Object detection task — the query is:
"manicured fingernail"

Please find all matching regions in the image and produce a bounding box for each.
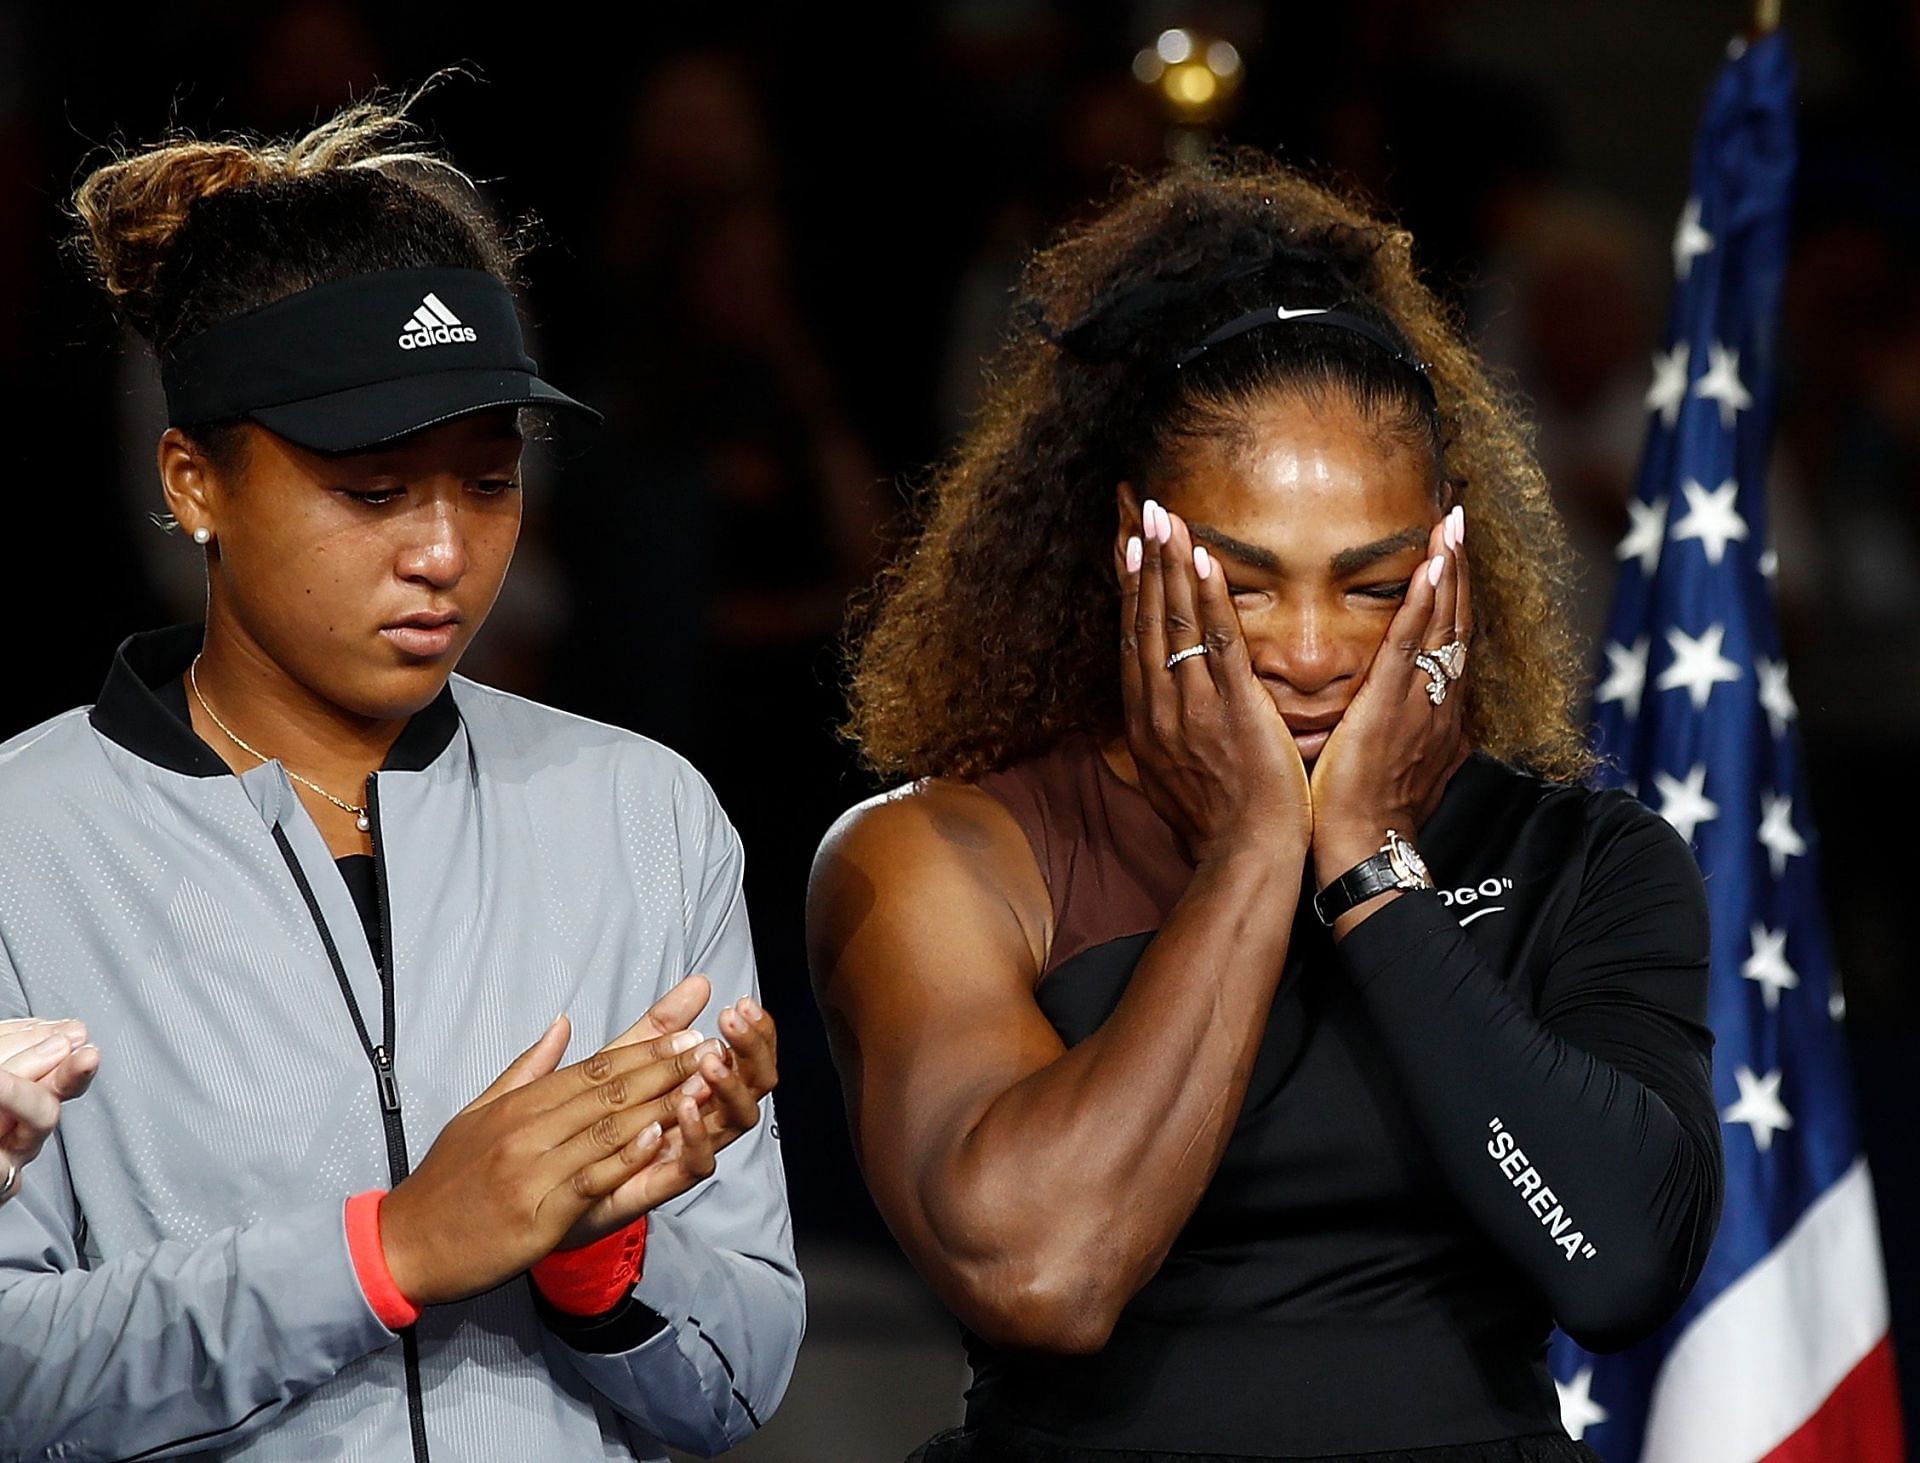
[683,1076,709,1098]
[1141,500,1158,536]
[31,1034,71,1059]
[1193,544,1212,580]
[634,1122,662,1152]
[1125,535,1142,573]
[1428,555,1446,586]
[1455,507,1466,544]
[670,1030,703,1053]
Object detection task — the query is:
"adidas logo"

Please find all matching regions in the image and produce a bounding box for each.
[397,293,478,350]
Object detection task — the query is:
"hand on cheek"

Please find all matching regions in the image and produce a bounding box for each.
[1309,506,1470,883]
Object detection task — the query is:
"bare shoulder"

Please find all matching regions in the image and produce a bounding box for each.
[814,777,1030,878]
[808,777,1051,992]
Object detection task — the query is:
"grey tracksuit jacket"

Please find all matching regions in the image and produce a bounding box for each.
[0,627,803,1461]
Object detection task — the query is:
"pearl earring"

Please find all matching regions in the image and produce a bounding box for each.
[192,527,212,545]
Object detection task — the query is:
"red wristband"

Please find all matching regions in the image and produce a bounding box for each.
[531,1217,649,1317]
[345,1189,422,1331]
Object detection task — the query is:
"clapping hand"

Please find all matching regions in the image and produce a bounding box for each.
[558,974,780,1251]
[0,1017,101,1203]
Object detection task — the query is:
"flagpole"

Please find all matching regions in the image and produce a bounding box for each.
[1754,0,1781,34]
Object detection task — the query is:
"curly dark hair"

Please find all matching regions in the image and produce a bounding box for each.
[846,152,1591,784]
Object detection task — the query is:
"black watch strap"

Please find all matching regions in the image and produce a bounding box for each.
[1313,854,1405,926]
[1313,830,1434,926]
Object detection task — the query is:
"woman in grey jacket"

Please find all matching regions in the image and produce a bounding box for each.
[0,93,801,1461]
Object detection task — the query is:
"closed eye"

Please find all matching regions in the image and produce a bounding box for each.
[471,478,520,496]
[342,486,406,507]
[1353,580,1412,602]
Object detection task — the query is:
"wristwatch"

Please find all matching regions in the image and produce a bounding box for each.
[1313,828,1435,925]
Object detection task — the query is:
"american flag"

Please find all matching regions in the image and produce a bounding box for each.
[1547,28,1905,1463]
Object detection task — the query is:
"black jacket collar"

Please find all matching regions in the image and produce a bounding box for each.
[90,625,462,777]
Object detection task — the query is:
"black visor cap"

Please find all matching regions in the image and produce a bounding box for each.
[160,267,600,454]
[249,367,595,454]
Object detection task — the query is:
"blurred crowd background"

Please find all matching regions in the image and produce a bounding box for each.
[3,1,1916,1455]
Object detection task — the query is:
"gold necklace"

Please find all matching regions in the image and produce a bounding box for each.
[188,659,372,832]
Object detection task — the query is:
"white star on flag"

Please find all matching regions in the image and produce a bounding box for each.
[1595,637,1651,718]
[1656,623,1742,709]
[1556,1365,1610,1441]
[1645,341,1691,427]
[1742,922,1800,1011]
[1672,197,1715,281]
[1653,764,1719,845]
[1692,342,1753,429]
[1757,657,1798,739]
[1723,1065,1794,1151]
[1615,495,1668,577]
[1758,791,1807,878]
[1671,478,1749,564]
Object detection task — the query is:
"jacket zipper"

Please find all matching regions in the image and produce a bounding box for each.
[365,776,432,1463]
[269,776,430,1463]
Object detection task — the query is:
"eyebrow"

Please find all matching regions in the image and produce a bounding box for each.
[1329,526,1432,576]
[1187,521,1431,577]
[1187,523,1280,570]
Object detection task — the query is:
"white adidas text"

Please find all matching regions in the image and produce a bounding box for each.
[398,292,477,351]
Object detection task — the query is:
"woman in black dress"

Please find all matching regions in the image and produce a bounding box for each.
[807,158,1721,1461]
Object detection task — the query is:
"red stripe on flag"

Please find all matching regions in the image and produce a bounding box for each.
[1759,1335,1905,1463]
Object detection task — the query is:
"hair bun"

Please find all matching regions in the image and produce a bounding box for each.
[71,86,468,345]
[73,142,280,334]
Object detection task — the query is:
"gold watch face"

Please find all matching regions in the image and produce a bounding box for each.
[1384,831,1433,889]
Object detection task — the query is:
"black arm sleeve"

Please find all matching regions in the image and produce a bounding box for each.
[1336,796,1724,1351]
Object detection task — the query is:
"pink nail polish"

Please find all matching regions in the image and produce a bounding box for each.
[1455,507,1466,544]
[1428,555,1446,586]
[1126,535,1142,573]
[1194,545,1212,580]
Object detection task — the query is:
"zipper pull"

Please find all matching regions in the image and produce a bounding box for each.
[374,1045,402,1113]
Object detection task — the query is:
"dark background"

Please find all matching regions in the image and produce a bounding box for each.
[3,0,1915,1452]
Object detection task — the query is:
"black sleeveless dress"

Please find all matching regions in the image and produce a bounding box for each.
[908,735,1719,1462]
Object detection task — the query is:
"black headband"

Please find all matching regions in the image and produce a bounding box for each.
[1174,304,1433,395]
[159,266,598,453]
